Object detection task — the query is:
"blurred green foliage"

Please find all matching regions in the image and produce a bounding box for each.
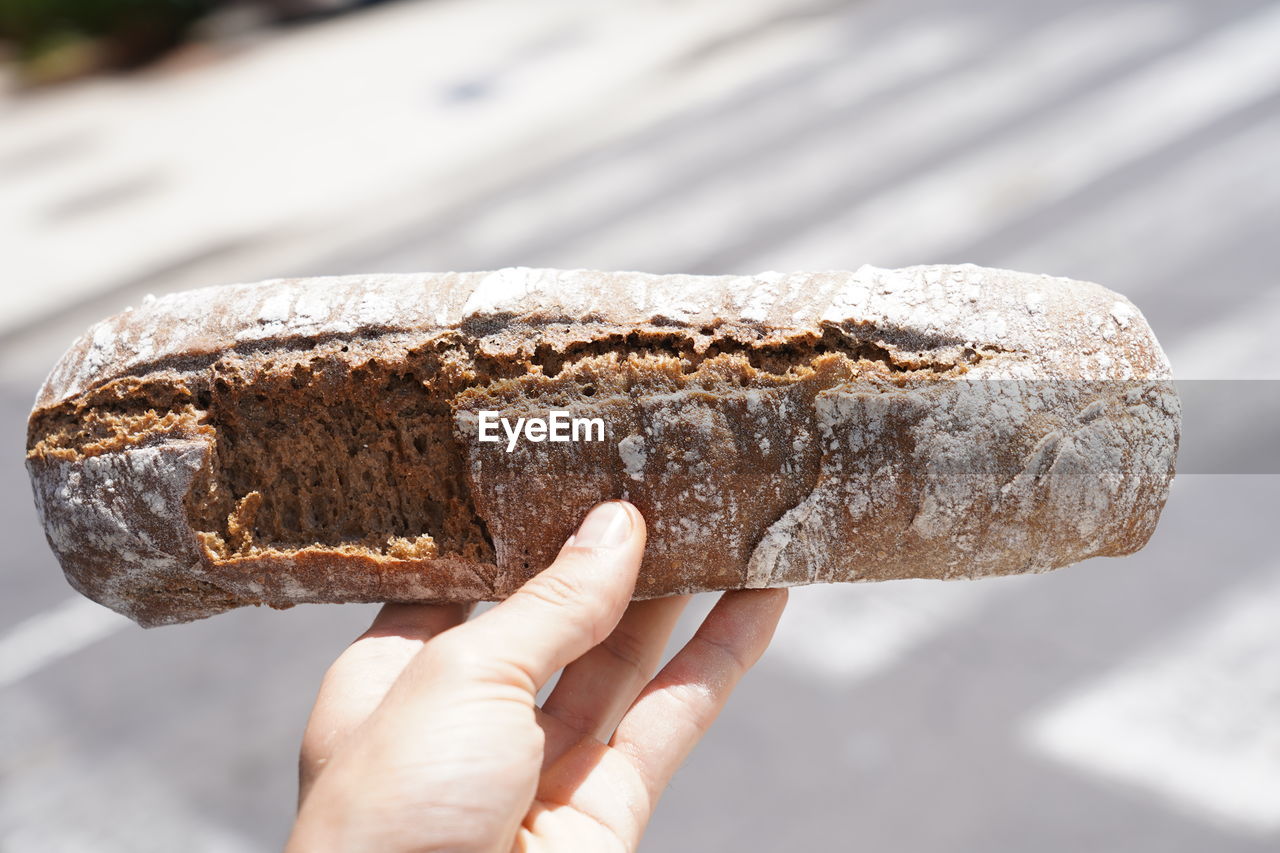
[0,0,213,65]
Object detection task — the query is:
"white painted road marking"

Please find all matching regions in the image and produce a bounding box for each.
[464,11,988,267]
[0,0,815,336]
[563,3,1189,271]
[0,596,131,690]
[766,576,1028,683]
[759,0,1280,270]
[1002,113,1280,300]
[1026,568,1280,836]
[1169,288,1280,380]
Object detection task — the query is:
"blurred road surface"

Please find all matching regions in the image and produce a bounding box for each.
[3,0,1279,850]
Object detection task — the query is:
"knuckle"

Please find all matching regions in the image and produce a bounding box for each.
[544,702,600,735]
[419,629,474,672]
[692,632,753,677]
[316,651,362,701]
[298,725,325,768]
[524,717,547,756]
[298,716,339,790]
[425,626,524,685]
[524,569,591,611]
[319,657,347,691]
[601,627,651,679]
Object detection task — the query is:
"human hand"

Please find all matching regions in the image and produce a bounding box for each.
[287,500,788,852]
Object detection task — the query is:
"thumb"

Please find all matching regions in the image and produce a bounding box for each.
[448,500,647,692]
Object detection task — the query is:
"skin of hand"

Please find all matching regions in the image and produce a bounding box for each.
[287,500,788,852]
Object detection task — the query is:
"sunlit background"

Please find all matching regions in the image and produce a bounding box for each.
[3,0,1279,850]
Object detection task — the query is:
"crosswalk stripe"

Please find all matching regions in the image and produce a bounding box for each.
[549,3,1189,271]
[1168,288,1280,380]
[998,113,1280,298]
[756,1,1280,271]
[441,12,988,268]
[1025,566,1280,835]
[764,575,1029,683]
[0,597,131,690]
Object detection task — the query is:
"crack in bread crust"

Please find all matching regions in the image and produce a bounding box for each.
[28,320,986,565]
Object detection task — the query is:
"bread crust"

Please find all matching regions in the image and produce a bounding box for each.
[25,266,1180,626]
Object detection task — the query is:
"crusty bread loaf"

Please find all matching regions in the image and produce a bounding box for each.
[25,265,1180,627]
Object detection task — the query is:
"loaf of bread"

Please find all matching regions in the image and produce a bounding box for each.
[25,265,1180,626]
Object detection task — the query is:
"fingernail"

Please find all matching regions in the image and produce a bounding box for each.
[571,501,632,548]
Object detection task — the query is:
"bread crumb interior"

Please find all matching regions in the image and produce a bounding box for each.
[27,323,984,566]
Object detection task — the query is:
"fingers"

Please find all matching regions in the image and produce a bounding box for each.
[608,588,788,810]
[443,501,647,693]
[298,602,470,802]
[526,741,654,850]
[540,594,689,761]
